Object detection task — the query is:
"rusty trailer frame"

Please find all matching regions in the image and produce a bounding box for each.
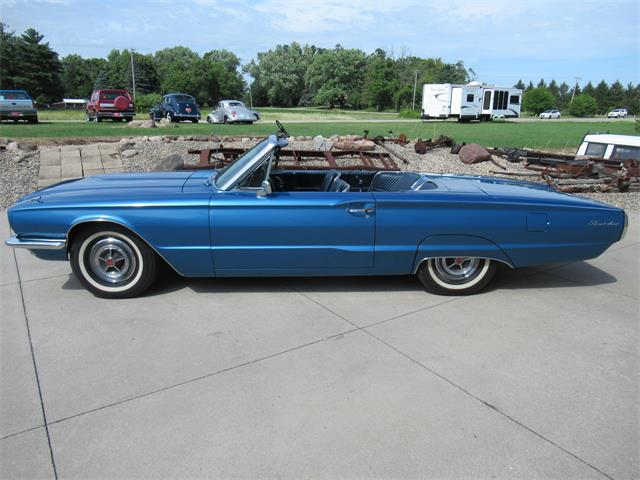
[186,147,400,171]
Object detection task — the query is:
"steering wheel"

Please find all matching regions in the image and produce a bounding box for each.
[275,120,289,138]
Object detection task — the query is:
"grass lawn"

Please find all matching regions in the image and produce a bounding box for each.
[35,108,400,122]
[0,120,636,150]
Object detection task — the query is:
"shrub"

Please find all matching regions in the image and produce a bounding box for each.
[135,93,161,113]
[570,94,598,117]
[398,109,421,119]
[522,87,555,115]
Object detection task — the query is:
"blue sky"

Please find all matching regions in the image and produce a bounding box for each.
[1,0,638,88]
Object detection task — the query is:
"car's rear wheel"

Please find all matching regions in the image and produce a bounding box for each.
[70,225,158,298]
[417,257,496,295]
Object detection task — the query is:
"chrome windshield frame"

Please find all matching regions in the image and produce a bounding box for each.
[210,135,288,191]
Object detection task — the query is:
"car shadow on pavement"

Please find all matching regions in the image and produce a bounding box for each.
[59,261,617,298]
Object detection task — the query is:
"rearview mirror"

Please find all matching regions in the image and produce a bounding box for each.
[257,180,272,197]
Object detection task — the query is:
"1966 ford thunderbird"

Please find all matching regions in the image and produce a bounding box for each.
[5,122,627,298]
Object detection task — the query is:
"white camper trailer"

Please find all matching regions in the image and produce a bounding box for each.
[421,83,522,121]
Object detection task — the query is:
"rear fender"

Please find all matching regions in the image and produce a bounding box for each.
[412,234,514,273]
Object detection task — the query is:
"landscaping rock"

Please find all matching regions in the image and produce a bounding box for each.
[333,139,376,151]
[241,137,250,143]
[313,135,332,151]
[128,119,157,128]
[149,136,162,142]
[121,149,138,158]
[154,154,183,172]
[458,143,492,164]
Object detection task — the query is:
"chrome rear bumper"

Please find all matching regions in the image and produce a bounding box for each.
[5,235,66,250]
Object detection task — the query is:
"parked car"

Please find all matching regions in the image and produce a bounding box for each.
[207,100,260,124]
[539,109,561,119]
[149,93,200,123]
[5,121,627,299]
[86,89,135,122]
[0,90,38,123]
[576,133,640,161]
[607,108,628,118]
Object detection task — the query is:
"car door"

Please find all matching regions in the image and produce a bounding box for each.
[214,102,224,122]
[209,190,376,275]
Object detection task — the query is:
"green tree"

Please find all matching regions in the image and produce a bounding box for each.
[514,80,526,90]
[608,80,625,110]
[305,45,367,108]
[0,23,19,89]
[570,94,598,117]
[593,80,611,114]
[557,82,571,109]
[536,78,547,89]
[244,42,314,106]
[203,49,245,99]
[11,28,63,103]
[522,87,555,114]
[547,79,559,103]
[363,53,399,110]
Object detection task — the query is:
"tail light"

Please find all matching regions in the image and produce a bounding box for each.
[231,111,237,117]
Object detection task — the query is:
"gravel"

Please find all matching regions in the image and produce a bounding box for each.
[1,136,638,212]
[1,149,39,208]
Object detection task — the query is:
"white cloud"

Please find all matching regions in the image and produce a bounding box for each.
[254,0,410,33]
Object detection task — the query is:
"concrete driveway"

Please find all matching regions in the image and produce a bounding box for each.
[1,211,638,479]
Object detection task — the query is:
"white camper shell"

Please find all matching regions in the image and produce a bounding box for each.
[421,82,522,121]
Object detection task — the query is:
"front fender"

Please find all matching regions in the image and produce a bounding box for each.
[412,234,514,273]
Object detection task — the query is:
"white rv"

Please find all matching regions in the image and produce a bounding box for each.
[421,82,522,121]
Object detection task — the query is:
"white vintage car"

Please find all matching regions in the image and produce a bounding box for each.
[206,100,260,124]
[607,108,628,118]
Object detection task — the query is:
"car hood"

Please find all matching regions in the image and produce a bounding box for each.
[12,171,196,208]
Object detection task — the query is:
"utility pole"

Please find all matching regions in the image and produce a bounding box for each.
[412,70,419,110]
[130,48,136,102]
[570,76,581,106]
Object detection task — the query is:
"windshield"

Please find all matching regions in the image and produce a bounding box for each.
[213,138,270,188]
[228,101,244,107]
[0,91,29,100]
[101,91,128,100]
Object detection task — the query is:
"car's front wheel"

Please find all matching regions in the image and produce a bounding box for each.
[70,225,158,298]
[417,257,496,295]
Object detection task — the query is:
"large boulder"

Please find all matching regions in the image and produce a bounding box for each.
[458,143,492,164]
[313,135,332,151]
[121,149,138,158]
[154,154,184,171]
[333,139,376,151]
[127,119,156,128]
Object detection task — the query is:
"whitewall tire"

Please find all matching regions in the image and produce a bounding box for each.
[70,225,158,298]
[417,257,496,295]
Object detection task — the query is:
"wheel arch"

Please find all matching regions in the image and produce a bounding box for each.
[66,219,184,276]
[412,234,514,274]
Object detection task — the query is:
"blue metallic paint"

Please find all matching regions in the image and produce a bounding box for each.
[6,144,625,282]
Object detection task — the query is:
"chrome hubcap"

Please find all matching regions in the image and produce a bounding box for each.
[89,237,136,284]
[433,257,480,283]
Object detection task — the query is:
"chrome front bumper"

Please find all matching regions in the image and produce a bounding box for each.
[5,235,66,250]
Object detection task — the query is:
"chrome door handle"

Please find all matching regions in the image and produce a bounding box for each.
[347,207,375,214]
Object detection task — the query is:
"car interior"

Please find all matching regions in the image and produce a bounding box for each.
[247,169,438,193]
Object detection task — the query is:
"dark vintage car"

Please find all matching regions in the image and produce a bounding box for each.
[0,90,38,123]
[149,93,200,123]
[4,122,628,299]
[86,89,135,122]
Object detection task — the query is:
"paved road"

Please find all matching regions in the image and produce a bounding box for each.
[1,212,638,479]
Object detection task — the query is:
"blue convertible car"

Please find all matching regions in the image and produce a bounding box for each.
[5,122,627,298]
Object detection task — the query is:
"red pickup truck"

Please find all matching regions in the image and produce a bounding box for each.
[86,89,135,122]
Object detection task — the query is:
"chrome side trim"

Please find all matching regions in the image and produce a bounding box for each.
[5,235,66,250]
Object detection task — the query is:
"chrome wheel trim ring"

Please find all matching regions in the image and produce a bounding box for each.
[433,257,480,283]
[427,257,491,290]
[77,231,145,293]
[88,237,136,284]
